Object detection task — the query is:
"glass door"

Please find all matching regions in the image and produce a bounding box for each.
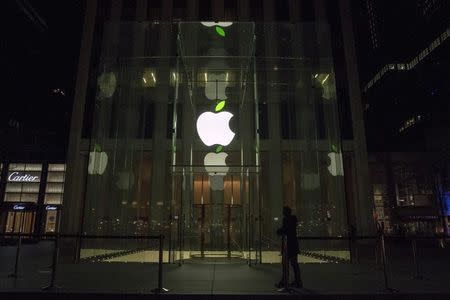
[170,167,261,264]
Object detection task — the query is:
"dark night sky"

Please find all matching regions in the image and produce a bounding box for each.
[2,0,84,158]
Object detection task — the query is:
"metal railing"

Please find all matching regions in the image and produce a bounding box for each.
[1,231,447,294]
[1,233,169,293]
[285,233,448,293]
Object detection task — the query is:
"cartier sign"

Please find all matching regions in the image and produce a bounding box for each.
[8,172,40,182]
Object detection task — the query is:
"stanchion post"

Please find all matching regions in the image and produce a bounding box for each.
[42,233,59,290]
[277,235,293,293]
[380,233,398,293]
[8,233,22,278]
[411,238,423,279]
[151,235,169,294]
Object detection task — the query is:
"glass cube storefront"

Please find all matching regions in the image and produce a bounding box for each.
[79,22,353,262]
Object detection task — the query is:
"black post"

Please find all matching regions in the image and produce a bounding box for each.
[151,235,169,293]
[380,233,397,292]
[42,233,59,290]
[227,204,231,258]
[8,234,22,278]
[411,238,423,279]
[277,235,293,293]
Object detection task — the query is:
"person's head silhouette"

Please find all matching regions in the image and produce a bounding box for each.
[282,206,292,217]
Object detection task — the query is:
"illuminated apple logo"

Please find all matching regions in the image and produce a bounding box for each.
[196,111,235,146]
[327,146,344,176]
[88,146,108,175]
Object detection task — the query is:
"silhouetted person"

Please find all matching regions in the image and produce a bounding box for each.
[276,206,303,288]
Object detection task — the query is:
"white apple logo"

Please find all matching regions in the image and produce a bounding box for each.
[327,152,344,176]
[88,150,108,175]
[205,73,228,100]
[196,111,235,146]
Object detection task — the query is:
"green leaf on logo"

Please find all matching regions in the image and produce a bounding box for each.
[216,145,223,153]
[331,144,338,152]
[215,100,226,112]
[215,26,225,37]
[94,143,102,152]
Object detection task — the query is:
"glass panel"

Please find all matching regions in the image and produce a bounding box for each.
[80,22,349,262]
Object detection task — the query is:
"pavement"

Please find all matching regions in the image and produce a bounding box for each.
[1,241,450,299]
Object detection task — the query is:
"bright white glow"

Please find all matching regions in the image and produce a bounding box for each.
[196,111,235,146]
[201,22,233,27]
[204,72,208,82]
[314,74,318,78]
[322,74,330,85]
[88,151,108,175]
[225,73,229,82]
[204,152,229,175]
[142,77,147,84]
[151,72,156,83]
[327,152,344,176]
[172,72,176,81]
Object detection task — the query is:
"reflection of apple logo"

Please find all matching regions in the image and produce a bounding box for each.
[97,71,117,98]
[327,152,344,176]
[205,73,228,100]
[204,152,229,175]
[204,152,229,191]
[88,151,108,175]
[201,22,233,27]
[196,111,235,146]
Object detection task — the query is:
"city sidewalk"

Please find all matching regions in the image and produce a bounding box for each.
[1,242,450,299]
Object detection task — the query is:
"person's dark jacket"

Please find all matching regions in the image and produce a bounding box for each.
[276,215,300,257]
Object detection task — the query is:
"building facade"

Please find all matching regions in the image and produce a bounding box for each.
[62,0,374,262]
[354,0,450,236]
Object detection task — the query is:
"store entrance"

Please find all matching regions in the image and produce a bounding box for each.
[170,167,261,263]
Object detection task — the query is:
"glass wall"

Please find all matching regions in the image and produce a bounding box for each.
[81,22,349,261]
